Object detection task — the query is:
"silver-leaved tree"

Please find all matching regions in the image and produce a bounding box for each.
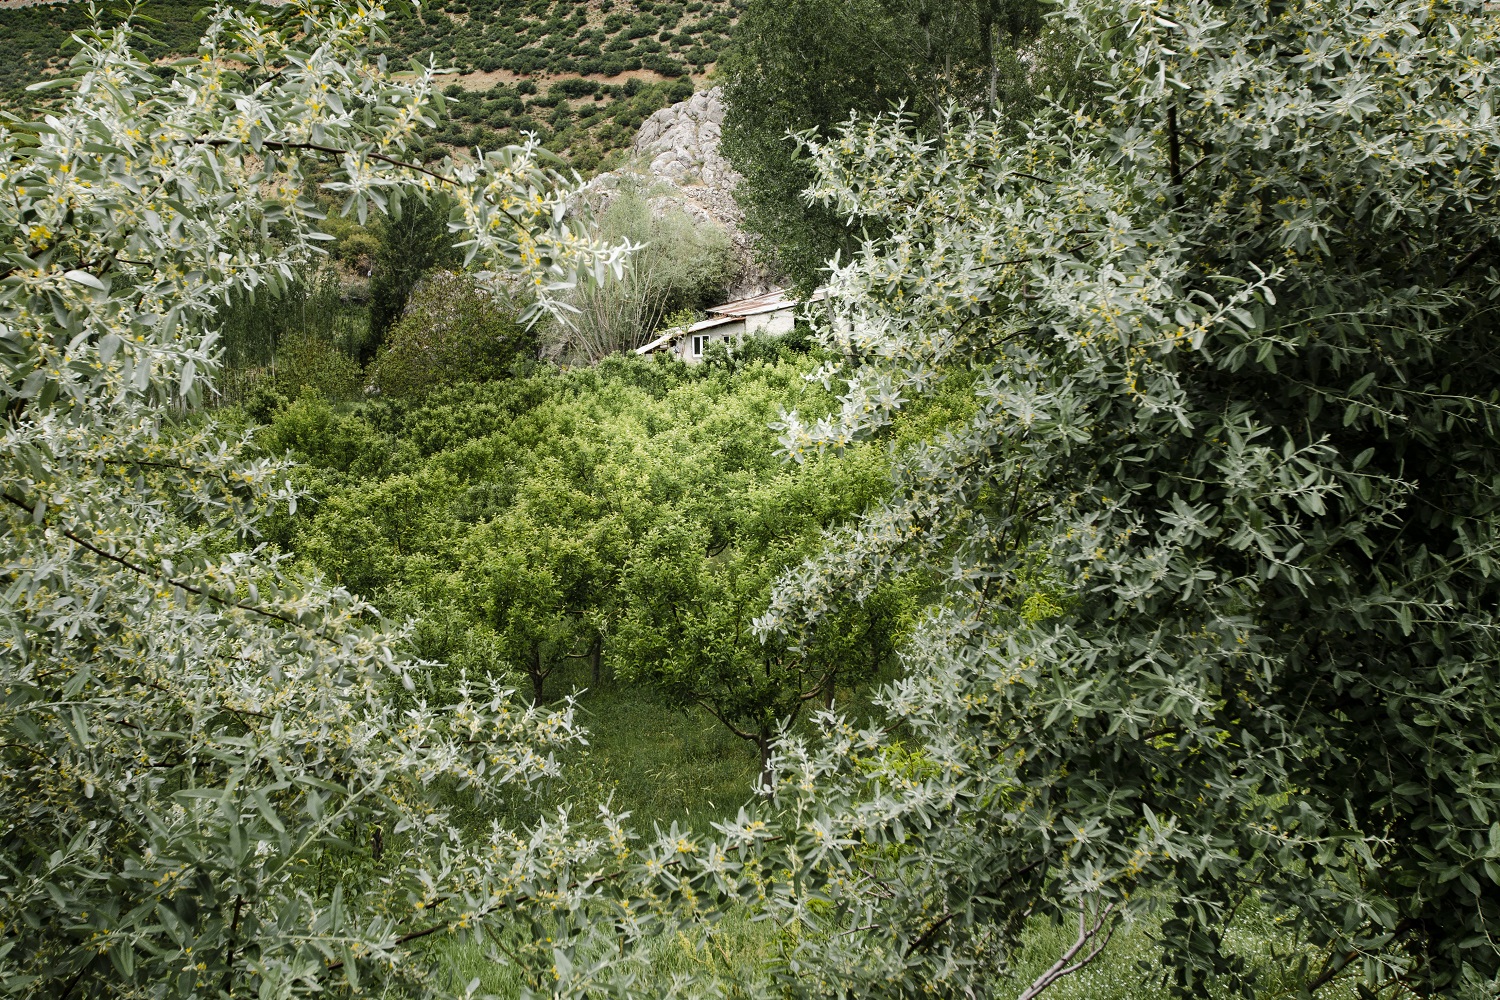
[0,3,638,996]
[757,0,1500,995]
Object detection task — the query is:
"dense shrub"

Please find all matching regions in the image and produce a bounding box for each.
[368,271,537,399]
[0,5,627,996]
[273,331,366,402]
[551,77,599,99]
[365,194,464,359]
[752,0,1500,993]
[282,354,912,742]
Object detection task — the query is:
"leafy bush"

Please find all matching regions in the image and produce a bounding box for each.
[286,354,908,745]
[756,0,1500,993]
[0,6,631,996]
[365,193,464,359]
[551,76,599,99]
[273,330,366,402]
[368,271,537,399]
[257,392,418,482]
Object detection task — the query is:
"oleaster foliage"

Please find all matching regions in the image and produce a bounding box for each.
[0,3,633,997]
[756,0,1500,995]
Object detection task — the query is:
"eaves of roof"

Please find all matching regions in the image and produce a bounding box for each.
[707,286,830,319]
[634,331,676,355]
[687,314,744,332]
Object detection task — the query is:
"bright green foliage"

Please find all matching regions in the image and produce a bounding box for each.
[612,440,910,778]
[369,270,537,399]
[0,5,630,996]
[753,0,1500,993]
[456,474,627,703]
[274,329,368,400]
[281,352,908,748]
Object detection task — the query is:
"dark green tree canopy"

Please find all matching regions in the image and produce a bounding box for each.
[719,0,1048,290]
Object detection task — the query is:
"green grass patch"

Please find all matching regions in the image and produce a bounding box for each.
[550,668,762,834]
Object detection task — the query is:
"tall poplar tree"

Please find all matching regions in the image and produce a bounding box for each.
[718,0,1046,291]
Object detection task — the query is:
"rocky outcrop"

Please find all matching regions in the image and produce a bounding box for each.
[630,88,738,218]
[591,87,777,301]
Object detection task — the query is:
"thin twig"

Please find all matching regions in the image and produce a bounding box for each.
[1017,900,1118,1000]
[1305,919,1418,994]
[222,893,245,994]
[1166,104,1183,197]
[195,138,458,185]
[904,911,957,957]
[2,492,298,626]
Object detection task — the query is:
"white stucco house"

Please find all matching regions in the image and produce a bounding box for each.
[635,287,828,363]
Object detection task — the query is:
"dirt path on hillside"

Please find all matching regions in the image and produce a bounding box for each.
[430,66,713,92]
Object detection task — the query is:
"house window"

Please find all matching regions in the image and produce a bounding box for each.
[690,334,708,357]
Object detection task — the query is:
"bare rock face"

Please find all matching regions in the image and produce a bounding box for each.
[590,87,777,301]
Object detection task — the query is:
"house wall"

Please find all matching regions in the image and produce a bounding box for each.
[672,319,746,363]
[745,310,796,338]
[654,302,803,363]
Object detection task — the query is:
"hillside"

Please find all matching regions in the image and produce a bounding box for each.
[0,0,741,171]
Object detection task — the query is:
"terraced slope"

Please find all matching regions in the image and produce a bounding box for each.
[0,0,207,108]
[0,0,741,170]
[381,0,739,79]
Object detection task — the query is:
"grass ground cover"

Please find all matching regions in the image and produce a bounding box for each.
[414,670,1364,999]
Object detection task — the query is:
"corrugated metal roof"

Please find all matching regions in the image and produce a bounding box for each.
[706,289,786,317]
[706,286,828,319]
[687,314,743,333]
[634,315,743,355]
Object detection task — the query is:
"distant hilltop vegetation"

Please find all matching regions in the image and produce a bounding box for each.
[0,0,742,172]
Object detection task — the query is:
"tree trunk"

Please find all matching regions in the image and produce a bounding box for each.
[756,734,775,792]
[981,3,997,114]
[589,635,603,688]
[530,648,545,704]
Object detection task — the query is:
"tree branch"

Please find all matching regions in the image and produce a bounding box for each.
[1166,104,1183,197]
[1448,239,1492,285]
[904,910,957,957]
[1305,918,1419,994]
[2,491,298,626]
[1016,900,1117,1000]
[221,893,245,994]
[195,138,458,186]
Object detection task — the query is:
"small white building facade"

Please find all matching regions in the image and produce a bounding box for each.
[636,287,827,363]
